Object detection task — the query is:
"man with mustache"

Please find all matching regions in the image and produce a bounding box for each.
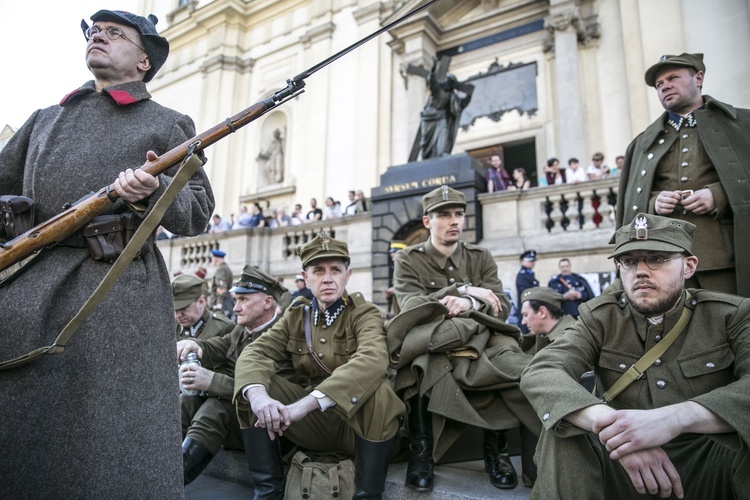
[616,53,750,297]
[521,213,750,499]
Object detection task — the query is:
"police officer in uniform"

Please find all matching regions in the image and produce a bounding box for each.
[521,213,750,499]
[209,249,234,316]
[172,274,235,341]
[547,258,595,318]
[234,233,405,499]
[515,249,539,333]
[389,186,540,491]
[176,266,284,484]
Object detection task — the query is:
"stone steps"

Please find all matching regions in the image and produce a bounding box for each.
[187,449,531,500]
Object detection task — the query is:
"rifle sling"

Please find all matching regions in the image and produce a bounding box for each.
[0,153,204,371]
[304,305,332,377]
[602,291,694,403]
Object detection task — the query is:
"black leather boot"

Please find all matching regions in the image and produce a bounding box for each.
[352,434,395,499]
[404,395,434,492]
[520,425,538,488]
[241,427,285,500]
[483,429,518,489]
[182,437,215,485]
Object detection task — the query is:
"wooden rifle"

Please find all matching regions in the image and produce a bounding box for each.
[0,0,439,282]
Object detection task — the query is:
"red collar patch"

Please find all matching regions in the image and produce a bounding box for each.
[106,89,139,106]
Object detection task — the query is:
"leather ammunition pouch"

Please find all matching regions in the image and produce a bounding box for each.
[0,195,35,240]
[81,213,154,262]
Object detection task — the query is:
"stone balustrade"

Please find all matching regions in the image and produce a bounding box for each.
[158,177,620,308]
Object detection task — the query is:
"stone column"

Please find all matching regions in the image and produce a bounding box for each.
[545,5,587,166]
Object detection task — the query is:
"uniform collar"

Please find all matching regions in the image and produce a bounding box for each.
[60,80,152,107]
[313,294,348,327]
[424,238,463,270]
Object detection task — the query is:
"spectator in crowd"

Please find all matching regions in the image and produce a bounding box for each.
[355,190,370,213]
[234,233,405,499]
[614,155,624,176]
[508,167,531,191]
[269,208,291,228]
[290,203,304,225]
[290,274,313,300]
[233,205,252,229]
[344,190,358,216]
[176,266,284,485]
[486,154,511,192]
[322,196,342,220]
[586,152,610,180]
[521,212,750,499]
[209,214,232,233]
[248,203,265,228]
[306,198,322,221]
[544,157,566,185]
[156,225,173,240]
[547,258,595,318]
[566,157,587,184]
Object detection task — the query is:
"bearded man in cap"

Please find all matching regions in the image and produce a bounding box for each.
[388,185,541,492]
[234,233,405,499]
[0,9,213,497]
[176,266,284,484]
[521,213,750,499]
[173,274,235,341]
[616,53,750,297]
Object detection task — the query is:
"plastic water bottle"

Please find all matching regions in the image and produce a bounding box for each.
[180,352,201,396]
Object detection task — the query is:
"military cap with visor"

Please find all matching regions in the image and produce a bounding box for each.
[521,287,565,310]
[609,213,696,258]
[422,185,466,214]
[81,10,169,83]
[296,232,350,268]
[520,249,537,262]
[172,274,206,310]
[644,53,705,87]
[229,265,286,302]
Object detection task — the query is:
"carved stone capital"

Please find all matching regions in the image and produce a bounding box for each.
[543,8,600,52]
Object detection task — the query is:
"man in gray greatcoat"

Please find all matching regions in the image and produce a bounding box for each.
[0,10,213,498]
[616,52,750,297]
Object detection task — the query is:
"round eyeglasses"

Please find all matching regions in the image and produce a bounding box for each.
[615,254,680,271]
[84,25,146,52]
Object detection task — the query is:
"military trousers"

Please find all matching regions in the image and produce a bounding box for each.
[182,394,243,454]
[534,429,741,500]
[245,373,402,456]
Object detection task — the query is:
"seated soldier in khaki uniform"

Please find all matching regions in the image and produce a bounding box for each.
[234,233,405,499]
[387,185,541,491]
[518,287,574,355]
[172,274,235,341]
[521,213,750,499]
[176,267,282,484]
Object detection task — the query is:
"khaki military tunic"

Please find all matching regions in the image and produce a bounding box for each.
[175,308,234,341]
[233,293,405,454]
[521,290,750,499]
[181,319,275,453]
[390,239,540,461]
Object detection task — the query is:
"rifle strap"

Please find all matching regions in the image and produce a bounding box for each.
[304,305,332,376]
[0,151,204,371]
[602,291,693,403]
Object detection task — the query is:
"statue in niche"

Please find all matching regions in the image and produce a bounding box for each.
[257,128,285,184]
[418,56,475,160]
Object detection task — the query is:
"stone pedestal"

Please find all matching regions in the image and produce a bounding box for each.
[369,153,486,309]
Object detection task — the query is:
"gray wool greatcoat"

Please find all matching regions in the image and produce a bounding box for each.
[0,81,214,498]
[520,289,750,499]
[389,239,540,461]
[616,95,750,297]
